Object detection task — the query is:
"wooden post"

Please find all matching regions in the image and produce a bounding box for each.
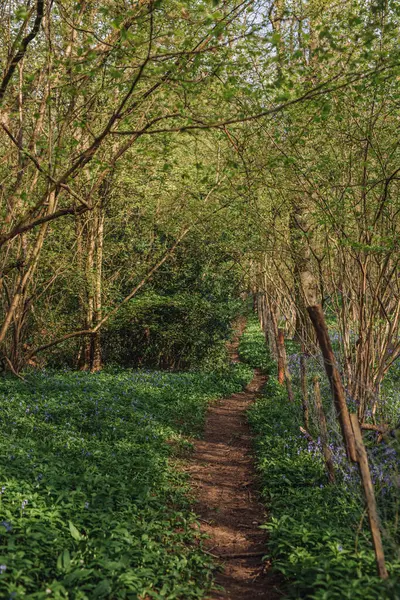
[268,297,279,360]
[277,328,285,385]
[261,294,270,347]
[300,345,309,430]
[257,292,262,328]
[313,376,335,483]
[307,304,357,462]
[350,414,388,579]
[277,328,294,402]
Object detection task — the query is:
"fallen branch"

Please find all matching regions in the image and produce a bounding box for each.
[361,423,391,443]
[361,423,389,434]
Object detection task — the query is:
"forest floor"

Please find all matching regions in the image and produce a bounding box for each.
[187,320,283,599]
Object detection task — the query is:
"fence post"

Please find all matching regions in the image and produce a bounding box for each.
[277,328,294,402]
[306,303,388,579]
[277,328,285,385]
[350,414,388,579]
[307,304,357,462]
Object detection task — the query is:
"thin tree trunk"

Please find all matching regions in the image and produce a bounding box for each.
[0,191,57,365]
[289,202,317,353]
[91,202,104,372]
[277,328,294,402]
[300,345,309,430]
[313,376,335,483]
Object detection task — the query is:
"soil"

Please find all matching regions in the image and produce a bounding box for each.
[187,320,283,599]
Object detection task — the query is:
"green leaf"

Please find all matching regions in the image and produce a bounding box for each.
[57,549,71,571]
[69,521,82,541]
[93,580,111,597]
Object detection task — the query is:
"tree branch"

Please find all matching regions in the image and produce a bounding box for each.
[0,0,45,104]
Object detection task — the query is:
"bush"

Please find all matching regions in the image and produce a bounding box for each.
[102,291,240,370]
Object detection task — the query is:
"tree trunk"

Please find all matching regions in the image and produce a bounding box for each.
[300,345,309,430]
[289,202,318,353]
[91,201,105,372]
[313,376,335,483]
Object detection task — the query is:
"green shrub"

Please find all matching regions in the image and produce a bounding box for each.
[102,291,241,371]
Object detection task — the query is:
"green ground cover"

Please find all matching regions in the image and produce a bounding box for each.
[239,317,400,599]
[236,320,272,371]
[0,364,252,600]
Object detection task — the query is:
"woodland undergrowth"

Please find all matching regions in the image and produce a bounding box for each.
[240,318,400,599]
[0,362,252,599]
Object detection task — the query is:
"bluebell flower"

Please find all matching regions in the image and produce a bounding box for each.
[1,521,12,532]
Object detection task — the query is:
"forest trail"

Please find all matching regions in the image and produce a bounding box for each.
[187,321,282,599]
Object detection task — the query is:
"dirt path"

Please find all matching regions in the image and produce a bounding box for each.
[187,323,282,600]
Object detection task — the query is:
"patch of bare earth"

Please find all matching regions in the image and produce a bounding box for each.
[187,321,283,599]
